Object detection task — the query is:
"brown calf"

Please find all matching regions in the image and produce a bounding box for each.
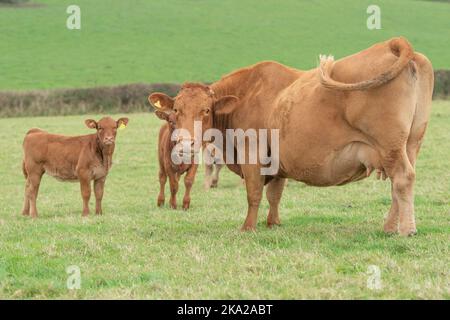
[21,117,129,218]
[153,108,198,210]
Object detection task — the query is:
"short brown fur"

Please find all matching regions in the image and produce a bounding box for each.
[21,116,129,217]
[148,37,433,236]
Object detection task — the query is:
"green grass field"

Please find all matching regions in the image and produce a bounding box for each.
[0,102,448,299]
[1,0,450,90]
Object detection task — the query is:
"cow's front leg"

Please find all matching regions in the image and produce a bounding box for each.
[266,177,286,228]
[241,165,265,231]
[168,172,179,209]
[79,174,91,216]
[94,177,105,215]
[183,165,198,210]
[157,169,167,207]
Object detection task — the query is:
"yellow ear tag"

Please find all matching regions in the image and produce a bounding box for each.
[119,123,126,130]
[154,100,162,109]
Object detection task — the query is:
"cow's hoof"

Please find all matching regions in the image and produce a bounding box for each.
[383,224,398,235]
[267,222,281,229]
[240,225,256,232]
[399,228,417,237]
[182,203,190,210]
[157,200,164,207]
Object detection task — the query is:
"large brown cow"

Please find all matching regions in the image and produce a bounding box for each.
[149,37,433,236]
[22,117,129,218]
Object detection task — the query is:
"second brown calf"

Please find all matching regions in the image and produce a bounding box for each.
[154,110,198,210]
[22,116,129,218]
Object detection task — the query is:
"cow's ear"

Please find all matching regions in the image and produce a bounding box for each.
[213,95,239,116]
[155,110,171,121]
[116,117,129,128]
[85,119,97,129]
[148,92,174,110]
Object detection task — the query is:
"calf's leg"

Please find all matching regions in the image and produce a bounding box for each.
[27,169,44,218]
[94,178,105,215]
[22,178,31,216]
[168,172,179,209]
[266,177,286,228]
[157,169,167,207]
[79,176,91,216]
[183,165,198,210]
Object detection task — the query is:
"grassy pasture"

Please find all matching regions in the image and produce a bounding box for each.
[1,0,450,90]
[0,101,448,299]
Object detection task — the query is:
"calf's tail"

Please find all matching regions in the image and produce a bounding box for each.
[319,37,414,91]
[22,160,28,179]
[26,128,43,135]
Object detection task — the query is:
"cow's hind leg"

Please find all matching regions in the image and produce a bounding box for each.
[383,184,399,234]
[241,165,265,231]
[22,178,31,216]
[384,149,416,236]
[204,164,213,190]
[78,172,91,217]
[211,164,223,188]
[27,166,44,218]
[266,177,286,228]
[21,161,30,216]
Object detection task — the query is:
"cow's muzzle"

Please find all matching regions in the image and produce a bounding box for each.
[175,139,200,159]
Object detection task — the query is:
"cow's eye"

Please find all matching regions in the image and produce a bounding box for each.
[204,108,210,115]
[173,108,178,114]
[98,127,103,131]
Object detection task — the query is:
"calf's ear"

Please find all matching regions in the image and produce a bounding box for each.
[148,92,174,110]
[213,95,239,116]
[155,110,170,121]
[117,117,129,128]
[85,119,97,129]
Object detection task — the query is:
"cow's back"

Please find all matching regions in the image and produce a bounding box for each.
[23,131,94,181]
[272,39,432,185]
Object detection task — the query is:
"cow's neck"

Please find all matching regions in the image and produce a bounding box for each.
[210,70,253,131]
[211,67,254,100]
[95,137,114,172]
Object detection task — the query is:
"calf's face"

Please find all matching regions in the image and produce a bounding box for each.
[85,117,129,146]
[148,84,238,156]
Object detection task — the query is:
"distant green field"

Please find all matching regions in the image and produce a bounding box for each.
[1,0,450,90]
[0,102,448,299]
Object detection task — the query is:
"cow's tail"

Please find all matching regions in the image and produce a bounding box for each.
[22,160,28,179]
[319,37,414,91]
[26,128,43,135]
[22,128,43,179]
